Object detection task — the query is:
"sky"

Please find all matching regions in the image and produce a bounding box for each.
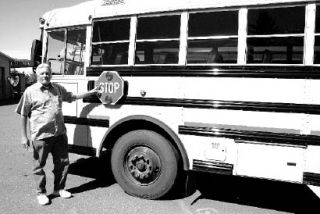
[0,0,89,59]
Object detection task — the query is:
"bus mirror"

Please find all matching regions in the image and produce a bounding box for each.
[30,39,42,68]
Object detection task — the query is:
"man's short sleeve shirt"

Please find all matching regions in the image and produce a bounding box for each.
[15,82,74,141]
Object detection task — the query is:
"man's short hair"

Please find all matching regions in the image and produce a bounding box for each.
[36,63,52,74]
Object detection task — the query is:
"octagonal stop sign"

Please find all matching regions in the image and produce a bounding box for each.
[96,71,125,105]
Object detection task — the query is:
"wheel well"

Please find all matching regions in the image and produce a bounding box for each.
[98,116,189,171]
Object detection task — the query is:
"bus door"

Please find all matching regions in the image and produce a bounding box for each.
[46,27,88,147]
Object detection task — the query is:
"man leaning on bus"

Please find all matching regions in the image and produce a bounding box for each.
[15,63,100,206]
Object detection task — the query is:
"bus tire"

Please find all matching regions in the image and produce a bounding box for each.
[111,129,178,199]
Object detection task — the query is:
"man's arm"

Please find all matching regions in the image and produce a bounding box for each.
[20,115,30,150]
[71,86,100,101]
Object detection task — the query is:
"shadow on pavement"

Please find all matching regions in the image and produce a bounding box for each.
[67,156,320,213]
[187,172,320,213]
[67,153,115,195]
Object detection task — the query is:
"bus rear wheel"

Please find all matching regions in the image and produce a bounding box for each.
[111,129,178,199]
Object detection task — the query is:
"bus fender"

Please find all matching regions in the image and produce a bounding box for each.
[97,115,189,171]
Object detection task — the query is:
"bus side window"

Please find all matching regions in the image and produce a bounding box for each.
[187,10,238,64]
[135,15,180,65]
[91,19,130,66]
[247,6,305,64]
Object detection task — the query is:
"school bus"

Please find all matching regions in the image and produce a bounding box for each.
[31,0,320,199]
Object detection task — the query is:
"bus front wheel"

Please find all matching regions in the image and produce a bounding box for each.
[111,129,178,199]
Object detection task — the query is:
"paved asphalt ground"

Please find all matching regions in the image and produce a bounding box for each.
[0,100,319,214]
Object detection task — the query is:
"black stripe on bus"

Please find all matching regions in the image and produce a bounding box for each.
[83,96,320,115]
[86,65,320,79]
[178,125,320,147]
[303,172,320,187]
[64,116,109,127]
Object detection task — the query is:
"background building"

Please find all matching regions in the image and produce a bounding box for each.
[0,51,12,100]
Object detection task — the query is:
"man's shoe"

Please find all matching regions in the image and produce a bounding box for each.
[53,189,72,199]
[37,194,49,205]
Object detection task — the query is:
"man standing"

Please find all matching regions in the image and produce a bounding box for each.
[15,63,99,205]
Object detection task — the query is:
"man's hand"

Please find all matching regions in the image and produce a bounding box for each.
[21,137,30,151]
[91,85,102,96]
[20,115,30,150]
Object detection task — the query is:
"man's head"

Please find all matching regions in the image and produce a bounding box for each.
[36,63,52,86]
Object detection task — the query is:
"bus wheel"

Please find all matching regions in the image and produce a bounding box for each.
[111,129,178,199]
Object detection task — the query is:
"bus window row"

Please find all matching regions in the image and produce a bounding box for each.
[46,4,320,73]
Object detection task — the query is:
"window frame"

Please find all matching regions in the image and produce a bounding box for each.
[186,8,240,65]
[246,5,306,65]
[313,4,320,64]
[91,17,131,66]
[45,26,87,76]
[135,13,181,65]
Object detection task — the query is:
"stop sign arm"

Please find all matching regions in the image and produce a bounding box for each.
[96,71,125,105]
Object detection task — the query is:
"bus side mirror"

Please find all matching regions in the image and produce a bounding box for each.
[30,39,42,68]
